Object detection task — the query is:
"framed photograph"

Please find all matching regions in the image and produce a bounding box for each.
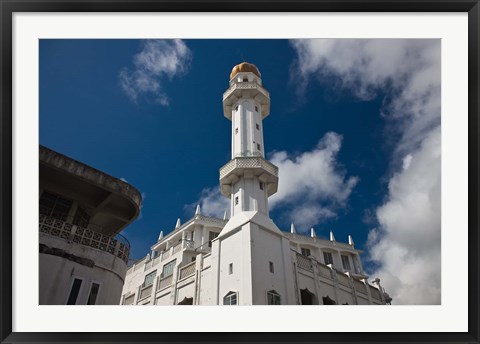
[1,1,479,343]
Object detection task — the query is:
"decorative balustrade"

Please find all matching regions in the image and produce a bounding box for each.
[161,250,171,261]
[39,214,130,263]
[219,157,278,179]
[179,261,196,280]
[337,272,351,287]
[139,285,153,300]
[296,253,313,272]
[157,275,173,290]
[223,81,270,102]
[172,242,182,254]
[369,285,382,300]
[183,239,195,250]
[354,279,367,294]
[317,263,333,279]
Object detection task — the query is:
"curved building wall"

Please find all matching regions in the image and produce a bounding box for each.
[39,234,127,305]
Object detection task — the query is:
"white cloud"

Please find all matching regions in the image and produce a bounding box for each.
[290,39,441,304]
[119,39,192,105]
[269,132,358,230]
[186,187,230,219]
[192,132,358,232]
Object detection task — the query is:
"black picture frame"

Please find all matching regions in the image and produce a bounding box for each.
[1,1,479,343]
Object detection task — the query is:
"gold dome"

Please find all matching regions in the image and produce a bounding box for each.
[230,62,261,80]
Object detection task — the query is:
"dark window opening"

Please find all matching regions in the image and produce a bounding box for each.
[257,143,261,150]
[87,283,100,305]
[229,263,233,274]
[267,290,281,305]
[255,106,258,112]
[269,261,274,273]
[235,196,239,205]
[259,182,264,190]
[66,278,82,305]
[341,255,351,270]
[208,231,219,248]
[40,192,72,221]
[178,297,193,305]
[256,123,260,130]
[322,296,337,305]
[323,252,334,266]
[301,248,311,257]
[301,288,315,305]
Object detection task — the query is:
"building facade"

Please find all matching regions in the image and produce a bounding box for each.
[121,62,392,306]
[39,146,142,305]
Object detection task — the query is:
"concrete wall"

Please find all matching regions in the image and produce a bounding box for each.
[39,234,126,305]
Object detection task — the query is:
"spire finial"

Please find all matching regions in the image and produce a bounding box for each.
[330,230,336,242]
[158,230,164,241]
[175,218,181,229]
[348,235,354,247]
[310,227,316,238]
[290,223,296,234]
[195,204,201,216]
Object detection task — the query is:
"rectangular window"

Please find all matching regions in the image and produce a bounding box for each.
[257,143,261,150]
[208,231,219,248]
[259,182,264,190]
[256,123,260,130]
[341,255,351,270]
[123,294,135,305]
[323,252,334,266]
[235,105,239,111]
[235,196,239,205]
[235,128,238,134]
[66,278,83,305]
[143,270,157,287]
[301,248,311,257]
[223,292,238,305]
[267,291,281,305]
[255,105,258,112]
[269,261,274,273]
[229,263,233,275]
[87,282,100,305]
[162,260,176,277]
[40,191,72,221]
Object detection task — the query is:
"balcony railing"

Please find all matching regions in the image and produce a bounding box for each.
[39,214,130,263]
[179,261,196,280]
[223,81,270,102]
[219,157,278,179]
[157,275,173,290]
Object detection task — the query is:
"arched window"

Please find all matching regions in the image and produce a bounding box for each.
[223,291,238,305]
[178,297,193,305]
[300,288,315,305]
[322,295,337,305]
[267,290,281,305]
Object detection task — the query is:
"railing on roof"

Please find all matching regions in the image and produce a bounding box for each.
[39,214,130,263]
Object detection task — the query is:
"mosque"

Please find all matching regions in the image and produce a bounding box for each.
[120,62,392,306]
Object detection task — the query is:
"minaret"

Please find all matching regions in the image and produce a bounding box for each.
[211,62,295,305]
[220,62,278,217]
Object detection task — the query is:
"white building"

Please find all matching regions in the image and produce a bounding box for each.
[121,62,392,306]
[39,146,142,305]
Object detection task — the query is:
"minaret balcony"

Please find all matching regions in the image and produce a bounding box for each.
[219,157,278,197]
[223,82,270,119]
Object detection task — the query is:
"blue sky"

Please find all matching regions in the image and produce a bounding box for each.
[40,39,441,304]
